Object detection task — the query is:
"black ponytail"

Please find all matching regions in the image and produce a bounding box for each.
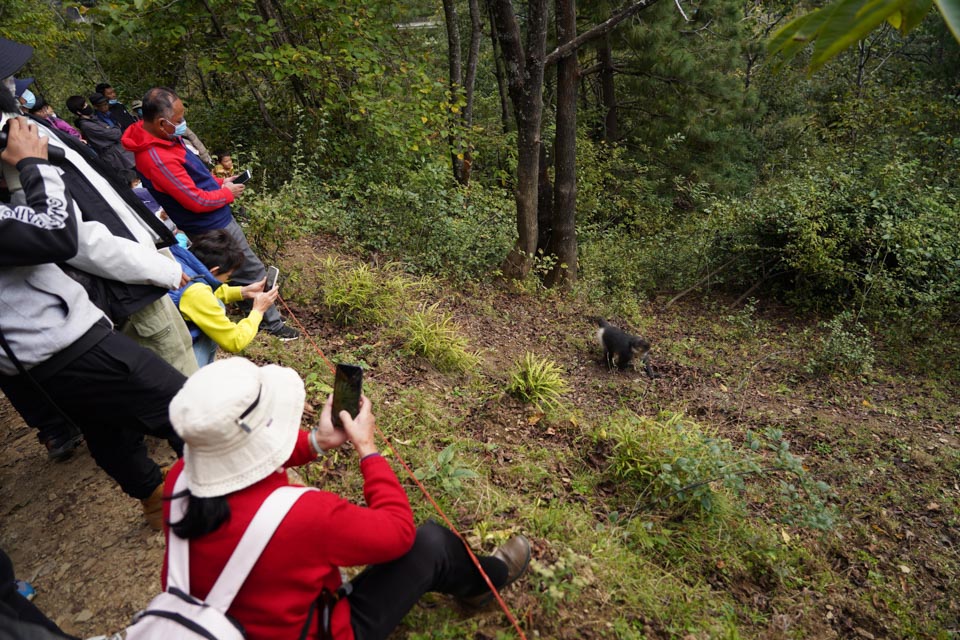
[167,489,231,539]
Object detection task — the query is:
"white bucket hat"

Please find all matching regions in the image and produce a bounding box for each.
[169,357,305,498]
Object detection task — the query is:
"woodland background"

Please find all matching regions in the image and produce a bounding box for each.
[3,0,960,637]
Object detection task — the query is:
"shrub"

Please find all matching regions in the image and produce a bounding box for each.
[805,311,875,376]
[505,353,568,412]
[606,411,836,529]
[318,161,515,282]
[403,303,481,374]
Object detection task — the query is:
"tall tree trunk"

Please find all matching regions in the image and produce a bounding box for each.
[537,142,554,253]
[485,0,513,133]
[442,0,465,183]
[546,0,578,288]
[461,0,482,185]
[598,36,618,143]
[491,0,548,280]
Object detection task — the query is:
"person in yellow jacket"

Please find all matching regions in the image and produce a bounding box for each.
[169,229,279,366]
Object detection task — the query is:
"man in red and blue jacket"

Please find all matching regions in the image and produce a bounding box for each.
[122,87,298,341]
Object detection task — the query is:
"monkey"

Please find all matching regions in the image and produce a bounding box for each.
[595,318,660,378]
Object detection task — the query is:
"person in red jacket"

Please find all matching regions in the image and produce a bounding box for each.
[162,358,530,640]
[121,87,298,341]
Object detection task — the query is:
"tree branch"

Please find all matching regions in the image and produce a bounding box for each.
[544,0,663,66]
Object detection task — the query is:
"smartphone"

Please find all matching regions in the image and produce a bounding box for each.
[234,169,252,184]
[331,363,363,430]
[265,266,279,291]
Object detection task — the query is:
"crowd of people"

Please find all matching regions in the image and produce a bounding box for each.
[1,37,529,639]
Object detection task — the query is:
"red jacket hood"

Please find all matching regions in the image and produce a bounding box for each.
[121,120,176,154]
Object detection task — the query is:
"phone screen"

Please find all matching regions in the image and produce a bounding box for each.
[331,364,363,429]
[265,266,279,291]
[235,169,252,184]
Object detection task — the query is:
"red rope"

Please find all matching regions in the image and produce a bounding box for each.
[278,296,529,639]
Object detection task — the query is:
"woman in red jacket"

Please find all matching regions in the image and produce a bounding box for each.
[162,357,530,639]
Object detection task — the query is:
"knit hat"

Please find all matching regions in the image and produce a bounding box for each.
[0,39,32,79]
[88,92,107,106]
[169,357,305,498]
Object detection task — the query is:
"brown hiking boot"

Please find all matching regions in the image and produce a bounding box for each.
[141,482,165,531]
[460,535,531,608]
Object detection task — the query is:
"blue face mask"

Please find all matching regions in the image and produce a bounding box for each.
[108,99,118,105]
[166,118,187,137]
[20,89,35,110]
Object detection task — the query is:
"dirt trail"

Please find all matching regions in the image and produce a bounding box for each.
[0,398,176,638]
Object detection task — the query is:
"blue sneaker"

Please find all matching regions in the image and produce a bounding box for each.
[15,580,36,601]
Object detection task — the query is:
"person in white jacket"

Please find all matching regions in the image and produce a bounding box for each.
[1,37,196,461]
[0,114,185,530]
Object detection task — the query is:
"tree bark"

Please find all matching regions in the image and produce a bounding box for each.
[546,0,578,288]
[485,0,513,132]
[598,36,618,143]
[462,0,482,185]
[491,0,548,280]
[537,142,553,253]
[442,0,465,183]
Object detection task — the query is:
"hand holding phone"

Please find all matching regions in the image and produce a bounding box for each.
[234,169,252,184]
[265,266,280,291]
[331,363,363,430]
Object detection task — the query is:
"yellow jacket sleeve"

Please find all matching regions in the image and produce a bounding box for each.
[178,283,263,353]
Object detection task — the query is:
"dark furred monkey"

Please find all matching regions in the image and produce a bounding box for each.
[595,319,659,378]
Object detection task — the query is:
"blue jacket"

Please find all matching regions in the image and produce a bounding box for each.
[168,244,223,341]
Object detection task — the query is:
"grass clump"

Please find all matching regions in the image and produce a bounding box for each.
[318,257,415,326]
[505,352,568,412]
[403,303,481,374]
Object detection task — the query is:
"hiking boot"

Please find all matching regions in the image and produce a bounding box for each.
[269,325,299,342]
[43,430,84,462]
[141,482,165,531]
[459,535,531,608]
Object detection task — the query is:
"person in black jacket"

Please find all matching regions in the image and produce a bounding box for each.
[66,93,136,184]
[95,82,139,132]
[0,113,186,529]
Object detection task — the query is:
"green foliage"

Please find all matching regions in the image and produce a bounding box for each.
[318,257,414,327]
[606,411,836,529]
[768,0,953,72]
[403,303,481,374]
[318,161,515,281]
[805,311,876,376]
[505,353,568,412]
[412,444,478,495]
[701,147,960,328]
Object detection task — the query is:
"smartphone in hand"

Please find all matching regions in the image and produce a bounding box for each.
[331,364,363,430]
[265,265,280,291]
[234,169,252,184]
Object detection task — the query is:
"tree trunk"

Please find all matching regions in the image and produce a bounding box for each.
[546,0,578,288]
[537,142,553,253]
[598,36,618,143]
[461,0,482,186]
[491,0,548,280]
[485,0,513,133]
[442,0,465,183]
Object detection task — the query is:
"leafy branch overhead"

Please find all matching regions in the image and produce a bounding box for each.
[768,0,960,71]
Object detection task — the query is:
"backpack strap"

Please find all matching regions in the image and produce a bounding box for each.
[165,471,192,593]
[204,485,314,611]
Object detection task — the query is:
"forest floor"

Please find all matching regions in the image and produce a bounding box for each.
[1,234,958,639]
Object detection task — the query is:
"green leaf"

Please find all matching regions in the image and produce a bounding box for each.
[935,0,960,40]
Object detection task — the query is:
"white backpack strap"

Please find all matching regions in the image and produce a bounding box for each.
[165,470,191,592]
[204,486,314,611]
